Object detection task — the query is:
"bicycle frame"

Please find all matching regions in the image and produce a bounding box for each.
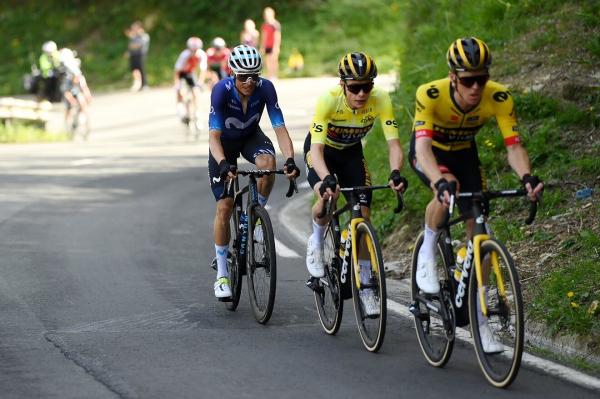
[441,189,537,318]
[324,185,403,291]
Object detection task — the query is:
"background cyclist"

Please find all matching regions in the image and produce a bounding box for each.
[409,37,544,353]
[208,45,299,299]
[303,52,408,316]
[205,37,231,88]
[174,37,207,125]
[60,48,92,138]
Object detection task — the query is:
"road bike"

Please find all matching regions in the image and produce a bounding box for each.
[179,83,202,141]
[409,184,538,387]
[308,184,403,352]
[215,168,297,324]
[66,96,90,140]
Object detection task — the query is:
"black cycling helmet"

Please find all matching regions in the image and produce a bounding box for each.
[447,37,492,72]
[338,52,377,81]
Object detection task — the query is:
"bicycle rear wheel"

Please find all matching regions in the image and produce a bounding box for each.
[469,238,523,388]
[410,231,455,367]
[246,205,276,324]
[350,220,386,352]
[314,218,343,335]
[225,208,243,311]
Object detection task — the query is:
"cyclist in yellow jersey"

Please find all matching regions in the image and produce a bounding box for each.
[303,52,408,315]
[410,37,544,353]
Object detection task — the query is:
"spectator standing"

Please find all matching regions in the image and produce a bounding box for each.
[125,21,150,91]
[240,19,260,47]
[259,7,281,80]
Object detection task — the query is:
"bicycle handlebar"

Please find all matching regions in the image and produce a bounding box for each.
[440,187,539,228]
[219,168,298,200]
[316,184,404,219]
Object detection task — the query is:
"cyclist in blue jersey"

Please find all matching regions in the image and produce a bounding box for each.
[208,45,300,299]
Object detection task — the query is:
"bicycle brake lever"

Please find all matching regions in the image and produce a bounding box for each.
[285,178,298,198]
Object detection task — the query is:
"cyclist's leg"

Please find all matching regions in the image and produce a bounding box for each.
[409,135,460,293]
[303,134,341,277]
[209,142,241,297]
[240,128,276,207]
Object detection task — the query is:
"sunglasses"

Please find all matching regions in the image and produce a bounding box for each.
[345,82,374,94]
[235,74,260,83]
[456,74,489,88]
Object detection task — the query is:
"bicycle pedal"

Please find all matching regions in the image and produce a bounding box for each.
[218,296,233,302]
[305,276,319,291]
[408,302,420,317]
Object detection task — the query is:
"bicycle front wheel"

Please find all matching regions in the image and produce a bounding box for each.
[246,205,276,324]
[314,218,343,335]
[468,238,524,388]
[350,220,386,352]
[410,231,455,367]
[225,208,243,311]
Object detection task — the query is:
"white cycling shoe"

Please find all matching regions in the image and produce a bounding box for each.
[306,236,324,278]
[359,288,380,317]
[416,258,440,294]
[214,277,232,299]
[479,322,504,354]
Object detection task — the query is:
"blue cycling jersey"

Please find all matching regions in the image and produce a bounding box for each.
[208,77,285,140]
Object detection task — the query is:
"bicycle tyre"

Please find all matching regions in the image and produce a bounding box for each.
[410,231,455,367]
[246,205,277,324]
[468,238,524,388]
[350,220,386,352]
[314,217,343,335]
[225,207,243,311]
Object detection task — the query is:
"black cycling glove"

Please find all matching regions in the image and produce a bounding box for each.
[434,177,452,203]
[284,157,300,177]
[389,169,408,191]
[319,174,338,196]
[521,173,541,191]
[218,159,236,179]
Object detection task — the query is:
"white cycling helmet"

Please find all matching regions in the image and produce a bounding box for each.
[228,45,262,74]
[42,40,57,53]
[187,36,203,50]
[212,37,226,49]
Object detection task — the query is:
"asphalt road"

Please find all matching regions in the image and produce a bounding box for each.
[1,77,598,398]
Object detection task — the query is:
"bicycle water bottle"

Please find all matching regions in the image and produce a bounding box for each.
[454,245,467,282]
[339,229,348,257]
[239,212,248,256]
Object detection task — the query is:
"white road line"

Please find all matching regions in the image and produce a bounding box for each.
[71,159,96,166]
[275,237,300,258]
[387,298,600,392]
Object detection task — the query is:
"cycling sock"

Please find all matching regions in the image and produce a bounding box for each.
[311,221,327,246]
[176,102,186,119]
[418,224,439,263]
[476,285,489,326]
[258,193,268,207]
[215,244,229,279]
[358,259,372,285]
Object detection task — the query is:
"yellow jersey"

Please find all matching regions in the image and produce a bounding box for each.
[413,78,520,151]
[309,85,399,150]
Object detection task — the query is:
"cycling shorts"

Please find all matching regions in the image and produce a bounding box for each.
[208,128,276,201]
[303,133,372,207]
[176,72,197,90]
[409,134,487,216]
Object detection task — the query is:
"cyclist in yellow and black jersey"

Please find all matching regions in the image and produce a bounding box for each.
[303,53,408,315]
[309,83,399,150]
[410,37,544,353]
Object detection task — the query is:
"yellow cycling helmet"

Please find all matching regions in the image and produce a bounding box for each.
[338,52,377,80]
[447,37,492,72]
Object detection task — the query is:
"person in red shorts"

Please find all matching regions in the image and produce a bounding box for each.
[259,6,281,80]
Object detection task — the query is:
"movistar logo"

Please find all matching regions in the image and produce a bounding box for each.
[225,113,260,129]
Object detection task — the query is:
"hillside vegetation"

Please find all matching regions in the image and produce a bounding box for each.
[0,0,400,94]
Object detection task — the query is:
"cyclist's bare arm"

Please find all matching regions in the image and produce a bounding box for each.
[414,137,444,186]
[506,143,543,199]
[272,125,297,177]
